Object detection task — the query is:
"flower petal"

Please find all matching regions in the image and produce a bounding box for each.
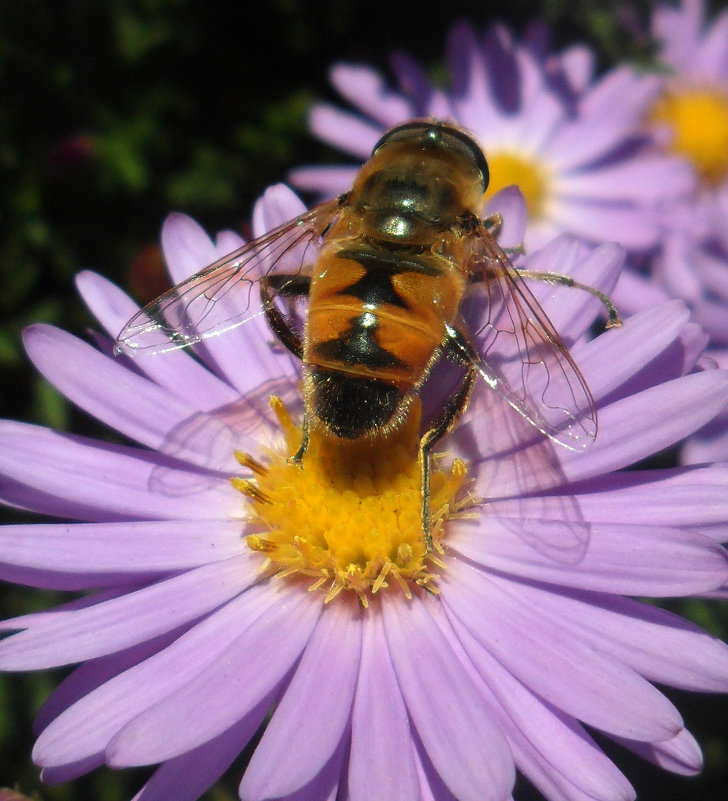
[329,63,412,125]
[251,183,308,236]
[526,240,623,344]
[571,301,691,401]
[240,601,361,799]
[613,728,703,777]
[0,553,258,669]
[684,423,728,465]
[452,515,728,595]
[34,631,179,736]
[33,583,281,767]
[75,271,239,409]
[446,613,636,801]
[288,165,360,198]
[243,738,347,801]
[470,576,728,692]
[445,562,684,741]
[131,699,270,801]
[0,420,240,521]
[561,371,728,480]
[160,213,294,395]
[549,69,659,169]
[383,594,515,801]
[558,156,694,202]
[0,519,245,587]
[348,610,419,801]
[550,465,728,533]
[483,186,528,249]
[548,198,661,249]
[654,0,702,69]
[23,324,198,451]
[309,105,380,158]
[39,755,105,785]
[106,587,321,765]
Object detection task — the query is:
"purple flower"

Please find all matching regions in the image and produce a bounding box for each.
[627,0,728,462]
[1,185,728,801]
[649,0,728,188]
[290,22,693,253]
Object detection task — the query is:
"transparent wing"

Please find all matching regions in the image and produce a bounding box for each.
[458,228,598,451]
[114,199,340,356]
[148,377,303,497]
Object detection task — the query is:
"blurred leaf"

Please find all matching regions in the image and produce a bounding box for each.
[31,378,69,431]
[0,333,18,366]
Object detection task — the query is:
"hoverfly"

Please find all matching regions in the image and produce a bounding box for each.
[115,121,620,549]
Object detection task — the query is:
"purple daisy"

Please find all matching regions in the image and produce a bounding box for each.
[289,21,693,253]
[1,185,728,801]
[624,0,728,462]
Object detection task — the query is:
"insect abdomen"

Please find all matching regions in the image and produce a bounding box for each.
[303,242,464,438]
[306,244,461,383]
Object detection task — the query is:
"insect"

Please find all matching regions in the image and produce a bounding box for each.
[115,121,620,549]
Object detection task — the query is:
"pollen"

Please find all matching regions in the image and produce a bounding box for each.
[650,86,728,185]
[485,150,551,219]
[233,397,470,607]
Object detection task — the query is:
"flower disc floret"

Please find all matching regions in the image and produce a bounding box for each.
[485,151,551,218]
[650,86,728,184]
[237,398,468,606]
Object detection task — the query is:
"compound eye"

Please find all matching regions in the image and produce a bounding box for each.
[371,121,432,154]
[442,125,490,193]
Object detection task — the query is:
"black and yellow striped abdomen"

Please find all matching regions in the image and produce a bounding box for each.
[303,237,467,438]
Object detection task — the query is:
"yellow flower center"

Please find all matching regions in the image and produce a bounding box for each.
[233,397,471,607]
[485,150,551,219]
[650,86,728,185]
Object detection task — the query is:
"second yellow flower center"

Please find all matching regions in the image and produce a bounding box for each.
[485,150,551,219]
[650,86,728,185]
[233,398,470,606]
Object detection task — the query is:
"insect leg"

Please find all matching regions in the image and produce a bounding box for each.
[419,325,478,552]
[483,212,503,236]
[259,274,313,463]
[260,274,311,358]
[516,268,622,328]
[290,413,310,465]
[479,213,525,257]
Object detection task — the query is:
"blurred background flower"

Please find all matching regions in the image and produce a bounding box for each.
[638,0,728,462]
[2,1,728,800]
[288,0,728,463]
[290,23,694,252]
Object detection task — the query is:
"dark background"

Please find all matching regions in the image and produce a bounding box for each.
[0,1,726,799]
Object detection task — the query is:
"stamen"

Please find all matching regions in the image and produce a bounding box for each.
[234,398,470,605]
[234,451,267,475]
[270,395,301,452]
[229,478,271,504]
